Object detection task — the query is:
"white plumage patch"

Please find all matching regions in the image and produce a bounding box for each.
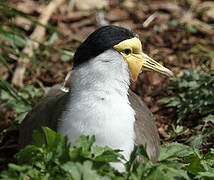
[58,50,135,171]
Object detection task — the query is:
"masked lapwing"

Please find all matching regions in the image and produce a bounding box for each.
[19,25,173,170]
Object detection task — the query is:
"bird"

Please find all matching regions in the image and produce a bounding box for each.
[19,25,173,170]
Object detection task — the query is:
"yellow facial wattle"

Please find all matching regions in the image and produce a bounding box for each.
[113,37,173,81]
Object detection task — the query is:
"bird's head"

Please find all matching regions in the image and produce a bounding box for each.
[73,25,173,81]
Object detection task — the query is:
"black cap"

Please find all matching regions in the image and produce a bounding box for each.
[73,25,135,67]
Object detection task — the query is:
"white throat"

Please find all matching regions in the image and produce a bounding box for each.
[58,50,135,168]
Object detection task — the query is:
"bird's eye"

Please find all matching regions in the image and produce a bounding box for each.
[123,48,132,55]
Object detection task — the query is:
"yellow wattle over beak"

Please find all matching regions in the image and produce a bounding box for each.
[113,37,173,81]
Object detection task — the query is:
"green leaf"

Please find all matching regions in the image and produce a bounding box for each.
[32,129,46,146]
[196,168,214,179]
[146,164,190,180]
[159,143,193,161]
[187,154,204,175]
[42,127,61,146]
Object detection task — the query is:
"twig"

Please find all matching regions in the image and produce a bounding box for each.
[143,12,158,28]
[181,11,214,35]
[211,57,214,70]
[96,10,109,27]
[12,0,67,87]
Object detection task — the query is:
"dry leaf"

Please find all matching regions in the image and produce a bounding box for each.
[75,0,108,11]
[197,1,214,21]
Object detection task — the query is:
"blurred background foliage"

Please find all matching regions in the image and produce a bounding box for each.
[0,0,213,179]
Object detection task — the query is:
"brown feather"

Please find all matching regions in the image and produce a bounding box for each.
[128,89,160,162]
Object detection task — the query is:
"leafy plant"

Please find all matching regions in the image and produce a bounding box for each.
[1,127,214,179]
[160,70,214,152]
[160,70,214,123]
[0,80,44,122]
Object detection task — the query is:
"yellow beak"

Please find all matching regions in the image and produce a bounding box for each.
[128,52,173,81]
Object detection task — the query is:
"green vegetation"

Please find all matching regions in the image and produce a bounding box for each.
[1,128,214,180]
[160,70,214,123]
[0,81,44,122]
[159,71,214,155]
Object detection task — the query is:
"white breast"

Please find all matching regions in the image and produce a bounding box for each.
[58,50,135,169]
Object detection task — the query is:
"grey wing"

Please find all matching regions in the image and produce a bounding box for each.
[128,89,160,162]
[19,85,69,148]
